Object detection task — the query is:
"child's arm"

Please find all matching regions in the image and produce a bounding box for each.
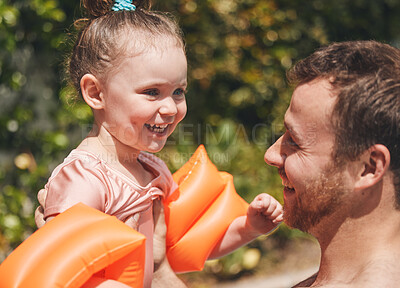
[208,193,283,259]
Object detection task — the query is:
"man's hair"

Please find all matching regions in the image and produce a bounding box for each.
[287,40,400,206]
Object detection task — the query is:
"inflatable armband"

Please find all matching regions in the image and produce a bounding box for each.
[165,145,249,272]
[0,145,249,286]
[0,203,145,288]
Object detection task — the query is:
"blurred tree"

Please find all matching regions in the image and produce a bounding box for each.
[0,0,82,259]
[1,0,400,283]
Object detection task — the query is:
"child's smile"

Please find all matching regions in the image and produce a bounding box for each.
[145,123,169,135]
[96,40,188,154]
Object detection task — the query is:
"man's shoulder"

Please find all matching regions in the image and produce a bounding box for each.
[292,272,318,287]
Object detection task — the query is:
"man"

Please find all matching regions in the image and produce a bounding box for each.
[264,40,400,287]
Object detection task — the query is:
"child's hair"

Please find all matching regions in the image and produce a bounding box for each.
[68,0,185,98]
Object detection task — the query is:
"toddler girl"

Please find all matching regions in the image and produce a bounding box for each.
[36,0,283,287]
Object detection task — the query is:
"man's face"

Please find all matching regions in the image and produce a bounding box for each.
[264,79,351,233]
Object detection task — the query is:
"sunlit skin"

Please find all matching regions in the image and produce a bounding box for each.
[75,38,285,287]
[78,41,187,186]
[74,40,188,288]
[265,78,400,287]
[98,47,188,154]
[264,79,353,234]
[84,43,187,152]
[36,36,286,288]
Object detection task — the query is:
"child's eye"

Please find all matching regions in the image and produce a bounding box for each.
[173,88,186,98]
[143,89,160,97]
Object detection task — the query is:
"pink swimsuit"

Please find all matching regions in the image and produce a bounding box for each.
[42,149,177,287]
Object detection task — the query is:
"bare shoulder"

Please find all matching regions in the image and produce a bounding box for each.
[292,272,318,287]
[355,254,400,287]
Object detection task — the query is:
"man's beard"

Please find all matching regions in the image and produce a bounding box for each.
[283,162,350,233]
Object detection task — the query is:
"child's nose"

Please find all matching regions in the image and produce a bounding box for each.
[264,136,285,168]
[159,96,178,115]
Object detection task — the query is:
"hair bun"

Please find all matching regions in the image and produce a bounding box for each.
[82,0,114,18]
[131,0,152,10]
[82,0,152,18]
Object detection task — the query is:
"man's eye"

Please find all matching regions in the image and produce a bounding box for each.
[284,133,298,147]
[287,137,298,146]
[143,89,159,96]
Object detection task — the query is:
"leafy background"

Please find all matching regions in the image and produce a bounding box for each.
[1,0,400,286]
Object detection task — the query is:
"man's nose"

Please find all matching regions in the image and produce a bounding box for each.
[264,136,285,168]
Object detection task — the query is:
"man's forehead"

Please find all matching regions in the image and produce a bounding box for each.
[286,79,337,134]
[284,111,318,140]
[290,79,334,112]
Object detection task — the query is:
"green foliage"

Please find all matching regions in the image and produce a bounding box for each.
[0,0,77,259]
[2,0,400,282]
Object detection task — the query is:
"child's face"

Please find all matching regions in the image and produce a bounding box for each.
[99,42,187,153]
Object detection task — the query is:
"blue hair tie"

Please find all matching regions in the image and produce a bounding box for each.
[112,0,136,11]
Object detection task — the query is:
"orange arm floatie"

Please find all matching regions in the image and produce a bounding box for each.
[0,203,146,288]
[0,145,248,286]
[165,145,249,272]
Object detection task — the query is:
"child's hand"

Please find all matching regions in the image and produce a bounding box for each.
[246,193,283,235]
[35,189,47,228]
[208,193,283,259]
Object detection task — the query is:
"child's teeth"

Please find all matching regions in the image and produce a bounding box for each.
[146,124,168,132]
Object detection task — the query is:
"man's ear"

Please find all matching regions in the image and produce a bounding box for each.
[354,144,391,190]
[80,74,104,110]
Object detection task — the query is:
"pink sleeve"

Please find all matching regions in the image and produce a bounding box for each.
[144,153,178,198]
[44,160,108,220]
